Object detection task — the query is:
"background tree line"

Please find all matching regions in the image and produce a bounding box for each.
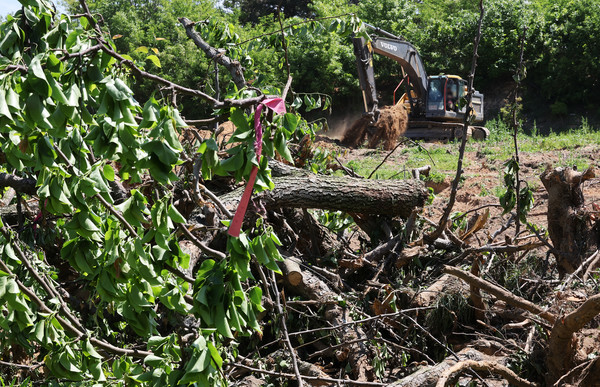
[62,0,600,123]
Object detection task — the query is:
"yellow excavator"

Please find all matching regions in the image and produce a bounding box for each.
[353,23,489,140]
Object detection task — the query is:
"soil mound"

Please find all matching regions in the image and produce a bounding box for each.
[340,104,407,150]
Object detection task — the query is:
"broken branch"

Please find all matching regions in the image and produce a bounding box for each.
[443,265,556,324]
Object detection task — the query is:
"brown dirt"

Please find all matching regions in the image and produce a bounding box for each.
[341,104,407,151]
[315,138,600,243]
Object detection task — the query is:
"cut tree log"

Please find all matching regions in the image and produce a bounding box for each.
[280,256,303,286]
[540,166,598,276]
[412,274,468,308]
[220,174,428,218]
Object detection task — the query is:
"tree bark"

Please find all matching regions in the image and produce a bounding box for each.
[540,166,598,276]
[221,175,428,218]
[0,173,37,196]
[289,267,373,381]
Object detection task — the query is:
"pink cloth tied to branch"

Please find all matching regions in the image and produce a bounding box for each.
[228,98,286,237]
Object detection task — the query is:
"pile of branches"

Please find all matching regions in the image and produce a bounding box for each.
[2,1,600,386]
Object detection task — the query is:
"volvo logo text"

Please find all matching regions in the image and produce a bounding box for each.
[379,42,397,51]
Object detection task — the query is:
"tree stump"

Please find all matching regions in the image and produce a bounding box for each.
[540,166,598,276]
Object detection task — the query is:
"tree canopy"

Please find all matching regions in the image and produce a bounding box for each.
[57,0,600,118]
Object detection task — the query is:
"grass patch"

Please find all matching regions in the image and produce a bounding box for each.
[340,118,599,181]
[344,157,411,179]
[472,118,600,163]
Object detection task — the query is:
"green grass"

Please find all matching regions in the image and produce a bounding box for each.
[344,157,410,179]
[344,147,467,179]
[339,118,600,181]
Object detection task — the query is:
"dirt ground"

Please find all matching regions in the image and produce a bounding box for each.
[316,136,600,242]
[300,132,600,385]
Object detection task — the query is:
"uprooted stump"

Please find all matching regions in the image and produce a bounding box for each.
[341,104,407,150]
[540,166,599,276]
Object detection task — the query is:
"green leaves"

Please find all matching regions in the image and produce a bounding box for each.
[0,89,13,119]
[179,336,218,385]
[0,1,322,385]
[146,54,161,68]
[28,54,51,97]
[103,77,133,102]
[499,158,534,222]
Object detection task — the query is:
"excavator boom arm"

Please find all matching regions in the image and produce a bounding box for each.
[371,37,428,99]
[352,36,379,114]
[353,35,428,116]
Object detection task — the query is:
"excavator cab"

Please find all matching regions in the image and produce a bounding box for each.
[426,75,469,121]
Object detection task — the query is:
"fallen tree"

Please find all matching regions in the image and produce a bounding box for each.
[219,173,429,218]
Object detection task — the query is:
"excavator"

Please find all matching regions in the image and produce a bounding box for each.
[353,24,489,140]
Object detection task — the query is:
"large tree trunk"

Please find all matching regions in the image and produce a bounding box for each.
[221,174,428,218]
[540,167,598,276]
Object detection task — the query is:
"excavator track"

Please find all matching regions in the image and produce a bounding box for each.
[406,121,489,141]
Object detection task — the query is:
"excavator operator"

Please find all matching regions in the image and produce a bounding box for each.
[446,82,458,112]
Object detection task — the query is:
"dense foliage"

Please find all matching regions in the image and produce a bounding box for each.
[0,0,316,384]
[59,0,600,119]
[0,0,361,384]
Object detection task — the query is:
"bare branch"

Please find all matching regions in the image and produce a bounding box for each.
[2,64,28,74]
[443,265,556,324]
[436,359,539,387]
[177,223,227,261]
[422,0,485,245]
[269,270,304,386]
[179,17,246,90]
[511,26,528,236]
[228,362,387,386]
